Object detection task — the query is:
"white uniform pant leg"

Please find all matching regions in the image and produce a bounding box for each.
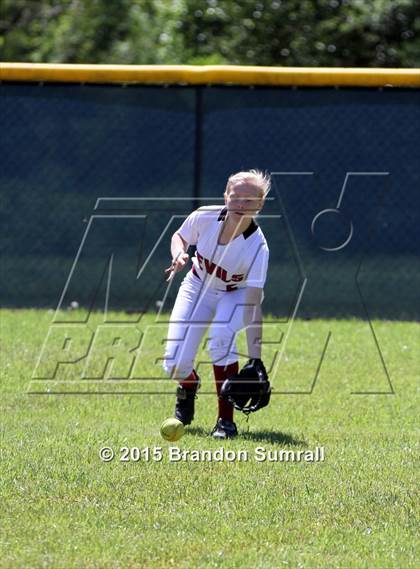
[207,287,248,367]
[163,273,217,380]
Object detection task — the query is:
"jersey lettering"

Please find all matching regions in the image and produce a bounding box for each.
[216,266,229,281]
[231,273,245,282]
[195,250,245,288]
[196,251,204,269]
[204,258,217,275]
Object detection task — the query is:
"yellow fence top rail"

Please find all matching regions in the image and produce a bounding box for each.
[0,63,419,87]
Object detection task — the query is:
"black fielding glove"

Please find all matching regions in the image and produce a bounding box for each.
[220,358,271,414]
[243,358,268,380]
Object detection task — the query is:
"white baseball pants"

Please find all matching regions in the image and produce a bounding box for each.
[163,270,249,379]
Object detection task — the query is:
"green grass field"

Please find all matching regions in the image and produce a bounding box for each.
[0,309,418,569]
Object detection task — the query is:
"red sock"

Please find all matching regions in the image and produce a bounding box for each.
[213,362,239,422]
[179,369,199,389]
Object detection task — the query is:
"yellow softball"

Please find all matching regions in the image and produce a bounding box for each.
[160,418,185,442]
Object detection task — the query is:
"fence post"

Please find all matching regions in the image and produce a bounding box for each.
[193,86,203,211]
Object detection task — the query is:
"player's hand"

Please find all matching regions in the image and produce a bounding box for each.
[164,253,190,281]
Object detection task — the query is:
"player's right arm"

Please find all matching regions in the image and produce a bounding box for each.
[164,208,209,281]
[164,233,190,281]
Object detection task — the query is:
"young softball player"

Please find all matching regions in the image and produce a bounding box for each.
[163,170,270,438]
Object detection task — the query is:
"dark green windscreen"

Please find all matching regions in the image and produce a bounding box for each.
[1,84,418,319]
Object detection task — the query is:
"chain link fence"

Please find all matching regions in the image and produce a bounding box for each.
[1,83,418,319]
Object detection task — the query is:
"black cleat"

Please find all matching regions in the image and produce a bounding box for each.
[174,382,199,425]
[211,418,238,440]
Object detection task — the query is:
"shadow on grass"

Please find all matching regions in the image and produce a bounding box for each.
[241,430,307,447]
[186,426,307,447]
[185,426,210,438]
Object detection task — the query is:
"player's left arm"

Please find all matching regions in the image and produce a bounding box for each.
[243,286,263,359]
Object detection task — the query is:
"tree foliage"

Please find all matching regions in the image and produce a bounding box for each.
[1,0,419,66]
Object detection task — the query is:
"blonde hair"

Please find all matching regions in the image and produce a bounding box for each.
[225,169,271,197]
